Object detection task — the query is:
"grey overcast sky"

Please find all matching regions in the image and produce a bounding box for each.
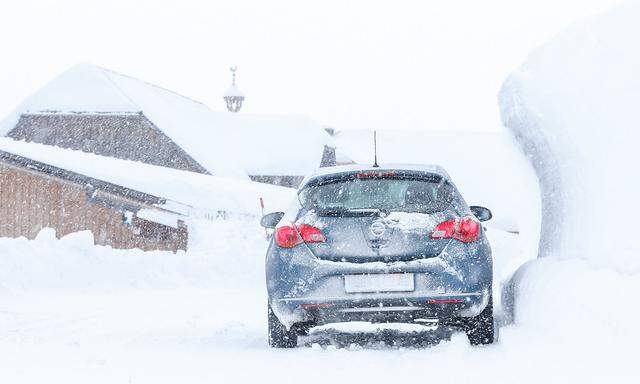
[0,0,623,132]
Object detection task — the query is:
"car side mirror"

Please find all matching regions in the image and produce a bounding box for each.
[260,212,285,229]
[470,206,492,222]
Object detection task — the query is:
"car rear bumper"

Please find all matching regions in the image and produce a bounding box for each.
[266,237,493,329]
[275,291,490,328]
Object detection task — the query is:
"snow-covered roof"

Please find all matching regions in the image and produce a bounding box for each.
[0,138,295,217]
[1,64,331,177]
[224,84,245,98]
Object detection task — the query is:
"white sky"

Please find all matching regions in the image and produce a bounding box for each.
[0,0,623,132]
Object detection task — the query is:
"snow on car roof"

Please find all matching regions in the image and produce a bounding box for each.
[0,64,331,178]
[0,138,295,217]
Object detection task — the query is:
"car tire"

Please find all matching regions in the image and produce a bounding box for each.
[268,304,298,348]
[464,296,495,345]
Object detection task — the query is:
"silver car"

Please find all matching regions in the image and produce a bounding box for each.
[261,165,494,347]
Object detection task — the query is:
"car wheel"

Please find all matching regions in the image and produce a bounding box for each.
[464,295,495,345]
[268,304,298,348]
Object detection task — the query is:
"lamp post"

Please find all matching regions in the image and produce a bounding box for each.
[224,66,245,112]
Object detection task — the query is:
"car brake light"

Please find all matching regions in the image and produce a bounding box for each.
[430,217,480,243]
[276,224,326,248]
[356,171,396,179]
[298,224,327,243]
[275,225,303,248]
[456,217,480,243]
[431,220,456,239]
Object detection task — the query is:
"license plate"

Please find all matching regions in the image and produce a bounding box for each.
[344,273,415,293]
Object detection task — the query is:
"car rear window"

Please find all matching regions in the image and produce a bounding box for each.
[298,174,455,215]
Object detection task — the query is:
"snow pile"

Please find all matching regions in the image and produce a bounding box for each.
[0,219,269,295]
[510,258,640,342]
[499,2,640,271]
[1,64,331,178]
[498,1,640,353]
[0,138,295,218]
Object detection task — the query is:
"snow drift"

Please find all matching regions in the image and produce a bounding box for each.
[0,219,269,295]
[499,3,640,271]
[498,1,640,350]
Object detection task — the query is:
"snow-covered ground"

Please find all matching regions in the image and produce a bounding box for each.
[0,219,525,383]
[1,217,635,383]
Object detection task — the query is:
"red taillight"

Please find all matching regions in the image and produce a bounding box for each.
[298,224,327,243]
[275,225,303,248]
[275,224,326,248]
[456,217,480,243]
[430,217,480,243]
[431,220,456,239]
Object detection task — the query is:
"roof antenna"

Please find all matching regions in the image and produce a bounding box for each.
[373,130,379,167]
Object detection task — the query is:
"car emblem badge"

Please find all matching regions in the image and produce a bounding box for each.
[370,221,387,237]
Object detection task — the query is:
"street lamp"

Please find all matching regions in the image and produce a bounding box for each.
[224,66,245,112]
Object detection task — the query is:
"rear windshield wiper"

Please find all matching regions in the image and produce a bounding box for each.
[317,208,383,217]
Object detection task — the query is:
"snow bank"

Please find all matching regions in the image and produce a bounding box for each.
[0,219,269,295]
[509,258,640,343]
[499,3,640,271]
[498,2,640,353]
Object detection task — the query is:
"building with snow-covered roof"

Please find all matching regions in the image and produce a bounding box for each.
[0,140,189,252]
[0,137,295,252]
[1,64,336,187]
